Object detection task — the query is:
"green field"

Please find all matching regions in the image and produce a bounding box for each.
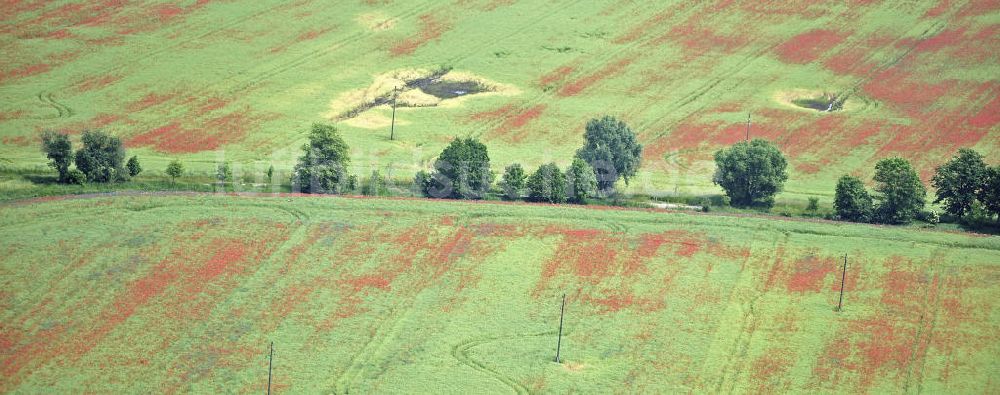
[2,1,998,200]
[2,194,998,392]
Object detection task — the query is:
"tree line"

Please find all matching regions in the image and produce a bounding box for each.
[292,116,643,203]
[41,130,142,184]
[39,120,999,227]
[710,137,1000,225]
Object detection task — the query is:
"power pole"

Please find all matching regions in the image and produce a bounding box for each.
[390,86,399,141]
[554,294,566,363]
[837,254,847,312]
[267,342,273,395]
[745,113,751,141]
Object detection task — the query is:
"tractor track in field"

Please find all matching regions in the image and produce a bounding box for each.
[635,13,946,144]
[465,1,709,142]
[711,231,783,393]
[904,249,946,394]
[331,0,578,132]
[450,331,559,395]
[4,4,290,115]
[159,2,434,117]
[34,91,74,119]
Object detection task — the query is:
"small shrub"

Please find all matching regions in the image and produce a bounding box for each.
[126,155,142,177]
[708,195,730,207]
[916,210,940,225]
[66,169,86,185]
[807,197,819,211]
[414,170,433,197]
[347,174,358,192]
[362,170,387,196]
[499,163,526,200]
[165,160,184,183]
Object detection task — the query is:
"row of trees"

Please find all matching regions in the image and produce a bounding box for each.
[41,130,141,184]
[710,138,999,225]
[834,158,927,224]
[835,149,1000,224]
[289,116,643,203]
[409,116,642,203]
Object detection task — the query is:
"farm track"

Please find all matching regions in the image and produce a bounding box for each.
[451,331,558,395]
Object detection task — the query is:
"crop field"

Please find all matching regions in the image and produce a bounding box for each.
[1,194,998,392]
[1,1,998,198]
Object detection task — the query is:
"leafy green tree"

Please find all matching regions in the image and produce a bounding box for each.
[565,158,597,204]
[414,170,433,197]
[526,163,566,203]
[873,157,926,224]
[266,164,274,184]
[126,155,142,177]
[499,163,526,200]
[40,131,73,183]
[362,170,388,196]
[75,130,127,182]
[712,139,788,208]
[978,165,1000,219]
[165,159,184,183]
[932,148,987,217]
[834,175,873,222]
[431,137,494,199]
[575,116,643,192]
[293,124,351,194]
[216,161,232,184]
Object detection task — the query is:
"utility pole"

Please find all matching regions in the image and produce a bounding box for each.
[390,86,399,141]
[267,342,273,395]
[554,294,566,363]
[745,112,751,141]
[837,254,847,312]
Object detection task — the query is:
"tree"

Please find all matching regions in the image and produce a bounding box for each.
[266,165,274,184]
[75,130,127,182]
[932,148,987,217]
[575,116,643,192]
[293,124,351,194]
[565,158,597,204]
[413,170,432,197]
[40,131,73,183]
[526,163,566,203]
[499,163,526,200]
[216,161,232,184]
[978,165,1000,219]
[431,137,494,199]
[834,175,873,222]
[126,155,142,177]
[712,139,788,208]
[873,157,926,224]
[362,170,388,196]
[165,159,184,183]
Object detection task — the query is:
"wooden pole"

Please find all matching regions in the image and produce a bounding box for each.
[267,341,273,395]
[555,294,566,363]
[745,113,751,141]
[837,254,847,312]
[390,87,398,141]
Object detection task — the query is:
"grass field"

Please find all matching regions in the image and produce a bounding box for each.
[2,1,998,200]
[1,194,998,392]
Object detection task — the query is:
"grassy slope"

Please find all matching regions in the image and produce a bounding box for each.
[1,194,997,393]
[1,1,998,201]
